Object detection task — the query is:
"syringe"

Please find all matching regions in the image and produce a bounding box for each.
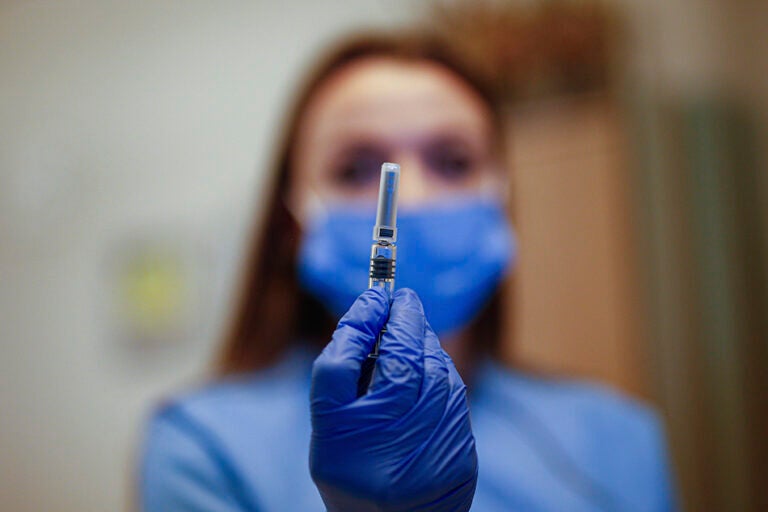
[357,162,400,397]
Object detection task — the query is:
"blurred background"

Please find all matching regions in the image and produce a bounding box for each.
[0,1,765,511]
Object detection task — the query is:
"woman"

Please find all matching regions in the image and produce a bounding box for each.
[139,32,677,511]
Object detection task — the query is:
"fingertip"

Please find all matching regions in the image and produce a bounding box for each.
[338,288,390,332]
[392,288,424,314]
[393,287,417,300]
[362,285,389,303]
[389,288,425,336]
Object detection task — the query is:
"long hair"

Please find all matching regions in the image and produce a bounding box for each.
[215,31,506,375]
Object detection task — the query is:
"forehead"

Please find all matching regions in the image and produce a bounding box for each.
[296,57,492,148]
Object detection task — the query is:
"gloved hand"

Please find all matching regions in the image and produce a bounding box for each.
[309,287,478,512]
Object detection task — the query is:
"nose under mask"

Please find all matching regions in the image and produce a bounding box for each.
[296,196,517,337]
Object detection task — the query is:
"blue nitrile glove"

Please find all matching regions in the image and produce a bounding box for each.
[309,287,478,512]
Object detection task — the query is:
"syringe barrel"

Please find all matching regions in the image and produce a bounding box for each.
[359,163,399,394]
[373,162,400,242]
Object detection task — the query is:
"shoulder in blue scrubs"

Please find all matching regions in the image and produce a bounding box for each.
[139,346,677,512]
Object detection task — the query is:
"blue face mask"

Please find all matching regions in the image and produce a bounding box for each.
[297,196,517,337]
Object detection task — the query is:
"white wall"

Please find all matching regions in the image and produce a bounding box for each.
[0,2,413,510]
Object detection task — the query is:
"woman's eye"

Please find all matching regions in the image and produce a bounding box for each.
[331,147,388,189]
[423,140,478,182]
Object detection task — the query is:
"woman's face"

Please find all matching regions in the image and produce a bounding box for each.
[289,57,502,219]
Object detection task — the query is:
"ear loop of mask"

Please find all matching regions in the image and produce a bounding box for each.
[283,187,329,231]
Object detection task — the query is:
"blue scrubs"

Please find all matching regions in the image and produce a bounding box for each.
[139,347,677,511]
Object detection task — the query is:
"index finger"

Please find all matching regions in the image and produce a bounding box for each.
[311,288,390,410]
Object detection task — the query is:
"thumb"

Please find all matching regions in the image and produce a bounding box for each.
[368,288,426,412]
[311,287,389,411]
